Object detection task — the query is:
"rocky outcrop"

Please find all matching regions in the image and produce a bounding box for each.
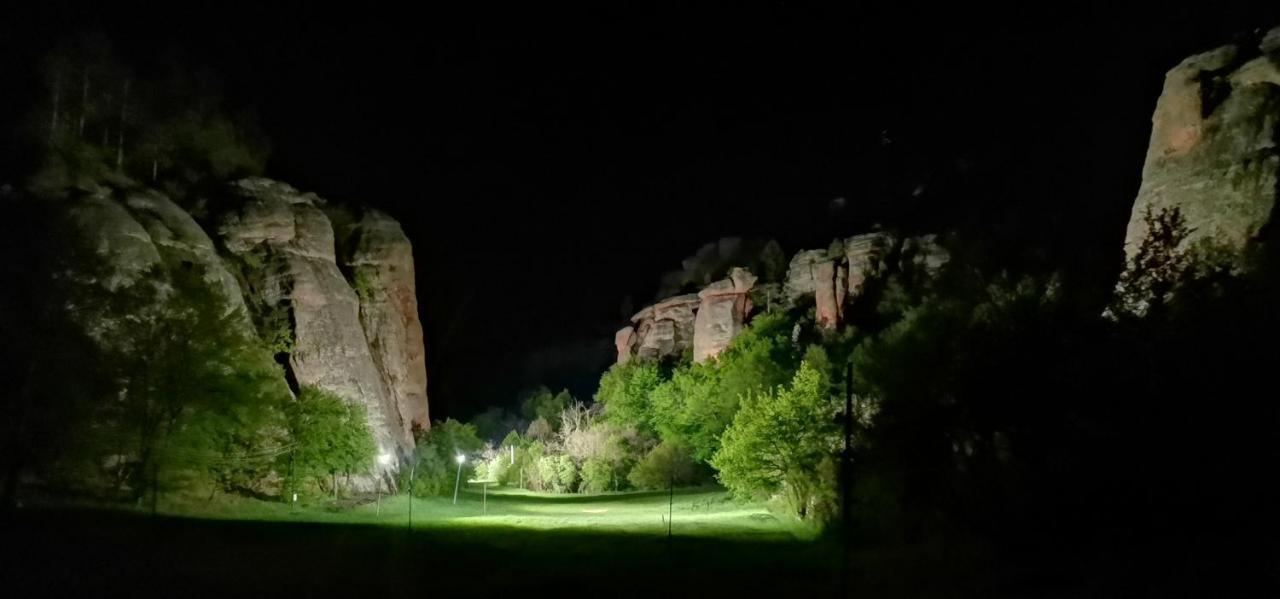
[64,188,256,345]
[61,178,430,492]
[338,209,430,438]
[615,232,947,366]
[784,232,898,330]
[1123,27,1280,263]
[693,267,757,362]
[620,293,699,362]
[218,178,415,488]
[122,190,250,321]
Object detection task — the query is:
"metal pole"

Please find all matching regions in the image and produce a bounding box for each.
[842,361,854,597]
[452,460,463,505]
[409,460,415,528]
[668,472,674,537]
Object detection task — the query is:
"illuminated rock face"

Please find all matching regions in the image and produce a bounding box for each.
[784,232,899,331]
[219,178,429,489]
[615,232,946,365]
[624,293,699,362]
[64,179,431,492]
[64,188,257,340]
[1124,27,1280,264]
[693,268,757,363]
[338,209,430,440]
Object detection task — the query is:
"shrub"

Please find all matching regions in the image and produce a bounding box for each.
[627,441,699,490]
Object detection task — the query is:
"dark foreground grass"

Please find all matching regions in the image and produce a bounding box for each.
[1,507,841,597]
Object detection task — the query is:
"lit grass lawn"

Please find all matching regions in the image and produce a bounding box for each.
[161,483,805,540]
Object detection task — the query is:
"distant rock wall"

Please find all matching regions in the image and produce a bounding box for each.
[1123,26,1280,263]
[615,232,946,365]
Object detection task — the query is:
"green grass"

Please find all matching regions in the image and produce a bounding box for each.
[156,483,806,541]
[6,485,843,597]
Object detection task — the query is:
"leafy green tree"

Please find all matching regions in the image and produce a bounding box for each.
[536,455,561,492]
[404,418,483,496]
[595,361,664,432]
[282,386,377,499]
[712,361,839,521]
[520,387,573,431]
[627,441,699,490]
[55,259,293,503]
[579,457,616,494]
[557,455,578,493]
[648,313,800,462]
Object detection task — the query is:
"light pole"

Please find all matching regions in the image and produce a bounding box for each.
[452,454,466,505]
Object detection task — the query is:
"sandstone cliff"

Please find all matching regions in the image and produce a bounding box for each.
[63,178,429,490]
[615,233,947,365]
[1124,26,1280,263]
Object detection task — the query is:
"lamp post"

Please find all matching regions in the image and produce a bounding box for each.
[452,454,466,505]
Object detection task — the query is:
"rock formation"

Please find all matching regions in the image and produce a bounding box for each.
[338,209,430,438]
[614,232,947,366]
[693,268,758,362]
[617,293,699,363]
[1123,26,1280,263]
[218,178,420,487]
[784,232,898,330]
[64,178,429,491]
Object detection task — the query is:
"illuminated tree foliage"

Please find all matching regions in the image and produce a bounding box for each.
[282,386,377,498]
[712,361,839,521]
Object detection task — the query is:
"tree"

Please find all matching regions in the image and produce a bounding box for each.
[712,361,840,521]
[627,441,699,490]
[648,312,800,462]
[579,457,616,494]
[63,261,294,504]
[557,455,578,493]
[282,386,377,499]
[520,387,572,430]
[404,418,483,496]
[1112,206,1193,318]
[595,361,663,432]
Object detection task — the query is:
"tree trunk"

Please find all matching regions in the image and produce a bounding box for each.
[116,79,130,171]
[49,71,61,143]
[78,69,88,138]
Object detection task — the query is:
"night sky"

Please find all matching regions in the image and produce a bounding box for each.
[4,5,1277,419]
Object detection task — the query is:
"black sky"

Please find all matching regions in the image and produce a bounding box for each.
[4,4,1278,419]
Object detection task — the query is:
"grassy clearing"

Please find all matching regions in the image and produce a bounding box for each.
[156,484,807,540]
[4,485,844,597]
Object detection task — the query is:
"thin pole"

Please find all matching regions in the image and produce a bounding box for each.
[668,472,674,537]
[452,461,463,505]
[408,460,415,528]
[842,361,855,597]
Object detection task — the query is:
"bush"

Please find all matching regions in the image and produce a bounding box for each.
[580,457,616,494]
[628,441,699,490]
[404,419,483,497]
[557,455,578,493]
